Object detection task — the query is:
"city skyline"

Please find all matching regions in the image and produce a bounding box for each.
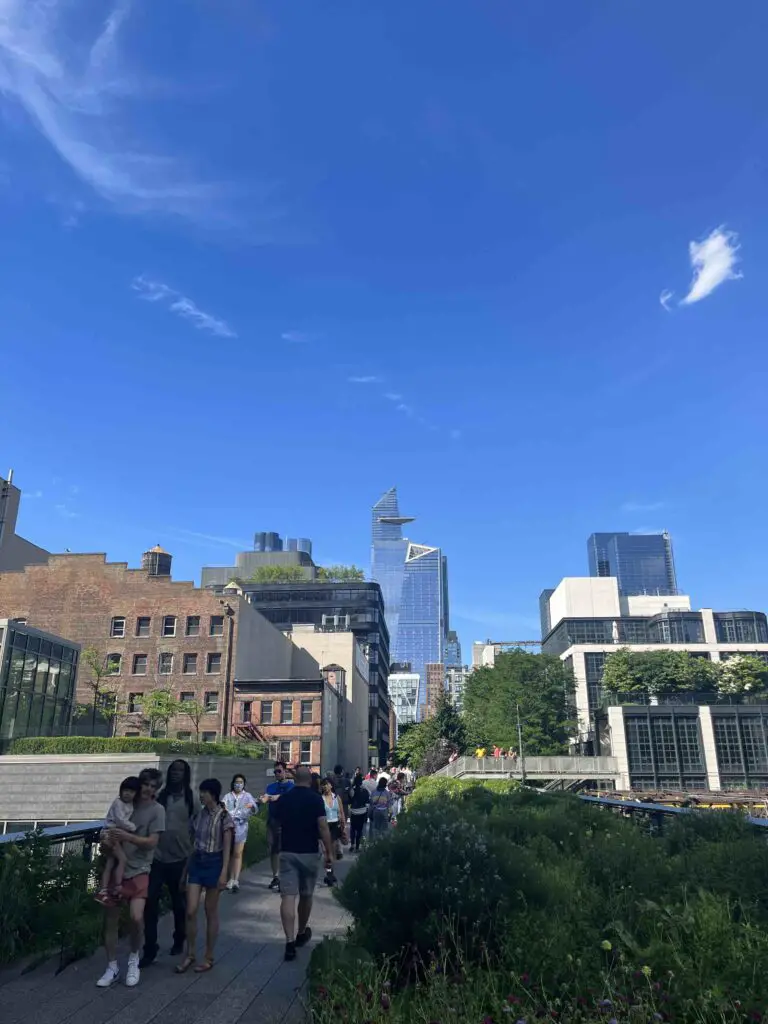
[371,487,449,708]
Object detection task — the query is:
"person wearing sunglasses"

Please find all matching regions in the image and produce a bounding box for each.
[259,762,294,892]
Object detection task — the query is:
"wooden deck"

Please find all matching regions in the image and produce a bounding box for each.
[0,857,352,1024]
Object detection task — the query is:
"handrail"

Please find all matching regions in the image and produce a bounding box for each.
[579,794,768,828]
[0,820,105,846]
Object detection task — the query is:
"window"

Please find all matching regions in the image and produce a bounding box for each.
[261,701,273,725]
[279,740,292,763]
[125,730,140,737]
[158,653,173,675]
[136,617,151,638]
[110,617,126,638]
[281,699,294,724]
[300,740,312,765]
[106,653,122,675]
[206,653,222,674]
[210,615,224,636]
[204,691,219,713]
[202,731,217,743]
[128,692,143,714]
[179,691,194,704]
[241,700,253,723]
[183,653,198,674]
[132,654,148,675]
[163,616,177,637]
[300,699,313,724]
[177,731,192,741]
[186,616,200,637]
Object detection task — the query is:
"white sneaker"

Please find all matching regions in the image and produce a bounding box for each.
[96,963,119,988]
[226,879,235,891]
[232,880,240,892]
[125,955,140,988]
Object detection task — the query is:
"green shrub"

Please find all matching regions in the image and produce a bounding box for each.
[243,813,268,867]
[325,783,768,1021]
[8,736,266,758]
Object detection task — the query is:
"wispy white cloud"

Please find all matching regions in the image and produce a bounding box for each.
[348,375,382,384]
[383,392,402,402]
[55,503,79,519]
[167,528,249,549]
[26,489,44,499]
[0,0,226,222]
[679,227,742,306]
[281,330,317,344]
[132,276,236,337]
[659,289,674,312]
[622,500,665,513]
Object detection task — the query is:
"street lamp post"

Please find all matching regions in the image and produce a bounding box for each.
[516,703,526,785]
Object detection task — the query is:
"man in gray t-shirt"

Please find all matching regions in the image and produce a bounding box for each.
[97,769,165,990]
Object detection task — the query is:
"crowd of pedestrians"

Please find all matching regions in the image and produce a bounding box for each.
[93,758,412,988]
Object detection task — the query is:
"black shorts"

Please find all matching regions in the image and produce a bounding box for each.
[329,822,342,842]
[267,821,282,857]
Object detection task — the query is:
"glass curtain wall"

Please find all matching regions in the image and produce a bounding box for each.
[0,628,79,743]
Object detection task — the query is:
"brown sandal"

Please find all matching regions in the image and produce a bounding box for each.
[194,957,214,973]
[175,955,195,974]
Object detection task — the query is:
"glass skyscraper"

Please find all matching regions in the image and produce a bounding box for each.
[587,531,678,596]
[371,488,448,712]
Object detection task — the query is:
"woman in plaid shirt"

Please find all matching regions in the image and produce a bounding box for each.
[176,778,234,974]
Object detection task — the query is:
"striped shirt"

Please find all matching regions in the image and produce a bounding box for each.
[191,805,234,854]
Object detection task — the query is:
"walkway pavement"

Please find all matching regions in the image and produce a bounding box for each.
[0,856,353,1024]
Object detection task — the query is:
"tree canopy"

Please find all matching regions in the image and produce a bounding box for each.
[316,565,366,582]
[393,693,466,771]
[601,648,768,699]
[462,650,576,755]
[248,565,307,583]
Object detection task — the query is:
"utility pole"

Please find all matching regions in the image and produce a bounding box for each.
[516,703,526,785]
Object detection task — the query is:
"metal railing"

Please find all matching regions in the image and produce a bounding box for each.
[0,820,105,860]
[579,793,768,831]
[437,755,619,780]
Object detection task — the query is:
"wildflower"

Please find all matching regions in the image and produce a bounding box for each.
[601,940,612,951]
[609,1019,618,1024]
[380,993,391,1011]
[316,986,329,1001]
[521,973,530,984]
[506,996,521,1005]
[641,966,652,978]
[599,1000,614,1011]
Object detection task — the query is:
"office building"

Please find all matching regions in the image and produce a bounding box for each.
[540,577,768,742]
[604,703,768,792]
[0,474,49,573]
[446,665,468,714]
[201,531,316,589]
[422,662,446,719]
[388,671,420,737]
[0,620,80,746]
[0,547,317,742]
[587,531,678,596]
[444,630,462,668]
[211,579,391,765]
[371,487,448,711]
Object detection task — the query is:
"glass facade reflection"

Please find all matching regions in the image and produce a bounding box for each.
[588,532,678,596]
[0,621,80,746]
[371,488,448,712]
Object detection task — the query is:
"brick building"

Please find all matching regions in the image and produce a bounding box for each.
[231,676,341,773]
[422,661,446,720]
[0,549,318,741]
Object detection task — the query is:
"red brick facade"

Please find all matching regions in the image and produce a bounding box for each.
[232,684,330,772]
[0,554,244,740]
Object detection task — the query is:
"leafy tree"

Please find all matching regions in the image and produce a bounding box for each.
[143,689,181,737]
[462,650,576,755]
[181,698,207,740]
[433,691,466,752]
[717,655,768,697]
[602,648,719,697]
[248,565,307,583]
[316,565,366,582]
[80,646,118,735]
[392,719,439,769]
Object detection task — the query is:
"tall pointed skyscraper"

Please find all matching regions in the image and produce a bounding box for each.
[371,487,448,713]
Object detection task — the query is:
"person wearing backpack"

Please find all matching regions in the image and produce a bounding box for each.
[369,776,394,839]
[347,775,370,852]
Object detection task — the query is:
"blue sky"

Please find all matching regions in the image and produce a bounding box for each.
[2,1,767,656]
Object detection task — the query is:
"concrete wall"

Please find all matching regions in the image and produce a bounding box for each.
[287,629,369,771]
[548,578,620,629]
[235,600,315,681]
[0,754,272,827]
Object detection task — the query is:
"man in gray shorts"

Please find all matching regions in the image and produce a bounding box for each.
[272,766,334,961]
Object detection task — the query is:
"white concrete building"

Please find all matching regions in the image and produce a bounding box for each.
[540,577,768,741]
[388,671,420,737]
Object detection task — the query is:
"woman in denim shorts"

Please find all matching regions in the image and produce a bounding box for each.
[176,779,234,975]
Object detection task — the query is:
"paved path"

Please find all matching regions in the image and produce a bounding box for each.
[0,856,353,1024]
